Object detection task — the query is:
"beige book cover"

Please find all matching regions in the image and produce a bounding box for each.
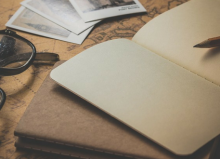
[50,0,220,156]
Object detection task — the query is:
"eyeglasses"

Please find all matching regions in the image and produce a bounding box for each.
[0,29,59,110]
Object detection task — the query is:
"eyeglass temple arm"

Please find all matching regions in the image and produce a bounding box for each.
[0,52,59,67]
[0,88,6,110]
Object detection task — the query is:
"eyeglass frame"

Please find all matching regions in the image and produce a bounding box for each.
[0,29,59,110]
[0,29,36,76]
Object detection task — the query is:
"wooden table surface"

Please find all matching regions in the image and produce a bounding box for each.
[0,0,192,159]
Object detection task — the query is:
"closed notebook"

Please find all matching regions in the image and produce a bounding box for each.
[15,61,215,159]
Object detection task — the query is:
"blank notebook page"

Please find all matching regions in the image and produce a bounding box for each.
[133,0,220,86]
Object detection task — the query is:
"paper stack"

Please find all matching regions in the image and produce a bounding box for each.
[6,0,146,44]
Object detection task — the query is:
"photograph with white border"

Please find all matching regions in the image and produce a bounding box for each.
[6,7,93,44]
[21,0,100,35]
[69,0,146,22]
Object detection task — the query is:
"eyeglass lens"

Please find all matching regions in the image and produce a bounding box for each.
[0,34,33,68]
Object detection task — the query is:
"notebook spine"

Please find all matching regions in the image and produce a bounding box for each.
[15,133,143,159]
[155,52,220,87]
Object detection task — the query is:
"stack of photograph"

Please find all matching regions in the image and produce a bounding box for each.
[6,0,146,44]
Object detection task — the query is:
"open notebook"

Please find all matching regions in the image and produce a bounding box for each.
[15,61,216,159]
[51,0,220,156]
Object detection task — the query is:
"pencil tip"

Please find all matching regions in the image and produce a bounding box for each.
[193,44,200,48]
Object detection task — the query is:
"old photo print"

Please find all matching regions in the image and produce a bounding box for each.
[75,0,136,13]
[21,0,100,34]
[70,0,146,22]
[6,7,93,44]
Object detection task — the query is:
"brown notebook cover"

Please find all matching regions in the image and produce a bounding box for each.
[14,61,215,159]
